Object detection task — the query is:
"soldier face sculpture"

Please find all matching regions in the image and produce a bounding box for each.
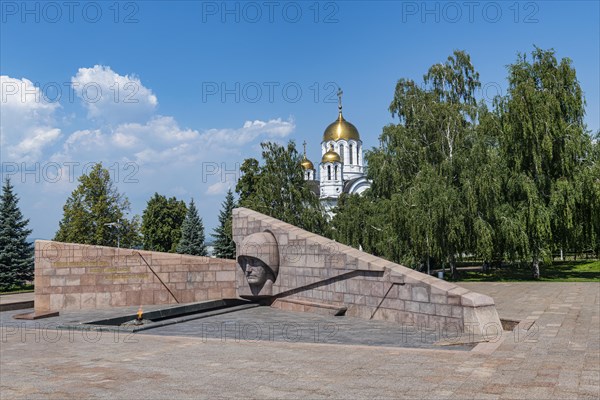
[237,231,279,296]
[239,256,273,286]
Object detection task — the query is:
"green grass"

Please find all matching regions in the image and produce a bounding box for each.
[454,260,600,282]
[0,284,34,295]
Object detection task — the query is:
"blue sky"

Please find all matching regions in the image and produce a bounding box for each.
[1,0,599,240]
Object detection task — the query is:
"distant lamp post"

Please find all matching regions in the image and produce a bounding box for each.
[104,222,122,248]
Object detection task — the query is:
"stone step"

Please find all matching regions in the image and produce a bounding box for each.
[58,301,259,333]
[271,297,347,316]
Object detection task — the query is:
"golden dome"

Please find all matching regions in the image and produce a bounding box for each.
[321,148,341,163]
[323,112,360,142]
[300,140,314,170]
[301,158,314,170]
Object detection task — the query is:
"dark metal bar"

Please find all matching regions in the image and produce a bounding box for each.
[370,282,403,320]
[134,251,180,304]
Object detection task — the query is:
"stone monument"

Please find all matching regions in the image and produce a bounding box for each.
[237,231,280,297]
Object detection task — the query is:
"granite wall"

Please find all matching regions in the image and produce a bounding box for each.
[34,240,237,312]
[232,207,502,335]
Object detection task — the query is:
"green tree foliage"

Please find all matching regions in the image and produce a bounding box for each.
[236,159,259,202]
[579,135,600,257]
[0,178,34,290]
[495,47,592,278]
[334,47,596,280]
[141,193,187,253]
[176,198,207,256]
[236,141,330,236]
[212,189,236,259]
[339,50,482,278]
[332,193,397,258]
[55,163,141,248]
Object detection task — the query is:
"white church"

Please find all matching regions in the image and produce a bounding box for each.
[301,89,371,212]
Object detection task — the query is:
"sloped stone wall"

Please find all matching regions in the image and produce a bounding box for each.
[34,240,237,312]
[232,207,501,335]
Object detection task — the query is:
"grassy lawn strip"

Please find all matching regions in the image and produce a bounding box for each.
[0,284,34,295]
[455,260,600,282]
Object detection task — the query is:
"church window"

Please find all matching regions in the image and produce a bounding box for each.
[339,144,344,162]
[327,165,331,180]
[349,144,353,164]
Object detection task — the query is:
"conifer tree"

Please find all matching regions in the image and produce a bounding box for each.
[0,178,34,290]
[176,198,207,256]
[212,189,236,259]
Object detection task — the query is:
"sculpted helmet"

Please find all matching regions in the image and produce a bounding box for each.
[238,231,280,278]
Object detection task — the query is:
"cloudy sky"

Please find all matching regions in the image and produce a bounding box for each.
[1,1,598,240]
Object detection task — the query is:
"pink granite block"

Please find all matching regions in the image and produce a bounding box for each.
[359,279,373,295]
[397,311,415,325]
[414,313,429,327]
[64,293,81,309]
[63,285,82,294]
[50,276,65,286]
[366,296,380,307]
[397,284,412,300]
[435,304,453,317]
[411,286,429,302]
[169,272,188,283]
[65,276,80,286]
[70,268,86,275]
[194,291,208,302]
[430,294,448,304]
[221,288,236,298]
[96,292,111,308]
[81,293,96,309]
[110,292,127,307]
[204,271,216,282]
[419,302,436,315]
[451,306,463,318]
[179,290,195,303]
[382,298,404,310]
[126,290,141,306]
[216,271,235,281]
[428,315,447,329]
[461,292,495,307]
[153,290,169,304]
[405,301,420,313]
[35,295,50,311]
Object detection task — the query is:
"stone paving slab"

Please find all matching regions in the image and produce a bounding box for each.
[1,282,599,399]
[0,304,474,351]
[138,305,475,350]
[0,292,35,312]
[0,303,179,328]
[0,292,34,305]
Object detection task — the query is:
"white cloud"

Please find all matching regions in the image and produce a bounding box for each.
[201,117,295,149]
[6,67,299,242]
[0,76,62,162]
[206,181,230,196]
[71,65,157,124]
[63,129,104,152]
[54,115,296,166]
[114,116,199,144]
[10,128,62,157]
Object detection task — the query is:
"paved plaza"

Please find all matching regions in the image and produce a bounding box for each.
[1,282,599,399]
